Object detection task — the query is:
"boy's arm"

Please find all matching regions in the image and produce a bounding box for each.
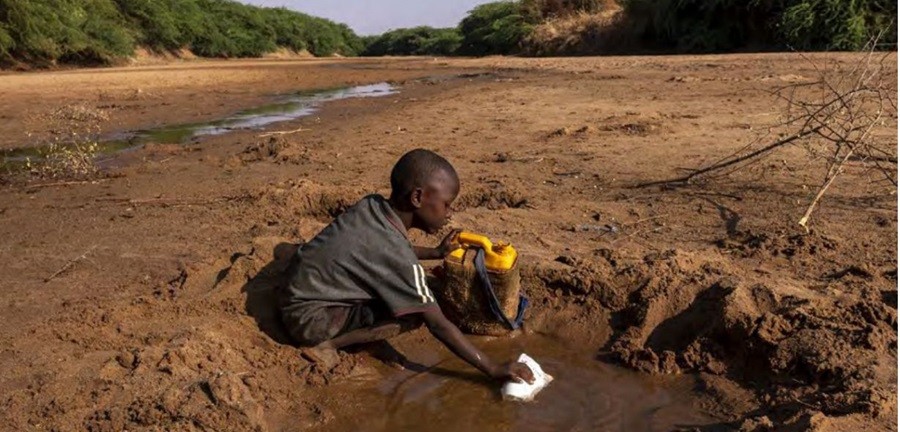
[414,229,461,260]
[413,246,445,260]
[420,307,534,383]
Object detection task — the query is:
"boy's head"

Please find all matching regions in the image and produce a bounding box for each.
[389,149,459,234]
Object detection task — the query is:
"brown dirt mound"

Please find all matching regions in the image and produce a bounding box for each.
[525,250,631,309]
[79,236,375,431]
[238,136,311,165]
[519,247,897,424]
[544,118,661,140]
[247,180,369,224]
[544,124,598,139]
[598,120,660,136]
[718,229,839,260]
[454,183,531,210]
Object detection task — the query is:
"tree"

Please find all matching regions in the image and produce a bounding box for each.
[457,1,533,56]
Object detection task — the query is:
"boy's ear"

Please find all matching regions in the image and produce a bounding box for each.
[410,187,424,209]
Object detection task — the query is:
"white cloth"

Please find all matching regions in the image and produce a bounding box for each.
[501,353,553,402]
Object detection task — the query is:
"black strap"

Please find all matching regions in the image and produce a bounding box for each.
[473,248,528,330]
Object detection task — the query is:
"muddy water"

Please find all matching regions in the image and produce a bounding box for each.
[327,334,715,432]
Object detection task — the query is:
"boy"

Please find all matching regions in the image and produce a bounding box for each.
[279,148,533,384]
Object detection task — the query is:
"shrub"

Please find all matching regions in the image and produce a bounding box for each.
[114,0,186,50]
[775,0,896,50]
[620,0,897,52]
[0,0,363,66]
[1,0,134,65]
[362,26,461,56]
[457,1,534,56]
[25,103,109,180]
[522,0,610,19]
[0,24,12,58]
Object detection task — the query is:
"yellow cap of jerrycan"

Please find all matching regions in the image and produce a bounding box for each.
[447,232,518,273]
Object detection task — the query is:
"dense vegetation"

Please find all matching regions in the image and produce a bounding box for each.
[520,0,607,19]
[622,0,898,52]
[361,27,461,56]
[361,2,536,57]
[456,1,535,56]
[362,0,897,56]
[1,0,894,67]
[0,0,362,67]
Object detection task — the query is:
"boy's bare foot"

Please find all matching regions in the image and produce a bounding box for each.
[300,345,341,370]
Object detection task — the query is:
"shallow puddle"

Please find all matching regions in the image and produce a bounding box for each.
[327,334,716,432]
[119,82,396,145]
[1,82,396,169]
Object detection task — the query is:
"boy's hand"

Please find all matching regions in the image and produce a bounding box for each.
[422,308,535,384]
[436,229,462,258]
[491,361,535,384]
[414,229,461,260]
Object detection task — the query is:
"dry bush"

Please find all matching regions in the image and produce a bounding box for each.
[776,47,897,227]
[643,37,897,229]
[523,6,627,56]
[523,0,618,18]
[25,104,109,180]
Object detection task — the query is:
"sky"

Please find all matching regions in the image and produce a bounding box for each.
[240,0,493,35]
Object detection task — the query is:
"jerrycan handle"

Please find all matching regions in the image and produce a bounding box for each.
[457,232,493,251]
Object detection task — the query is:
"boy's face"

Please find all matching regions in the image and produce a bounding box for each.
[412,170,459,234]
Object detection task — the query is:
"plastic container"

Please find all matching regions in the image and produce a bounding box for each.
[437,232,524,335]
[501,353,553,402]
[446,232,518,273]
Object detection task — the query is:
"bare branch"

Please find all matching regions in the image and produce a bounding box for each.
[641,35,896,228]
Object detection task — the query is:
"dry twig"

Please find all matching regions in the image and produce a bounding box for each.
[22,179,110,190]
[257,127,308,138]
[94,195,242,207]
[45,245,97,283]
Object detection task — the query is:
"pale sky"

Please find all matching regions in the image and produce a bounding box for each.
[241,0,494,35]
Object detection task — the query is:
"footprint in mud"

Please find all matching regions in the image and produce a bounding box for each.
[373,335,714,432]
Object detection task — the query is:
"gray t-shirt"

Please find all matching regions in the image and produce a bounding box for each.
[280,194,438,318]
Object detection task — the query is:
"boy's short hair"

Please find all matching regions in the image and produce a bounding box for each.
[390,149,458,199]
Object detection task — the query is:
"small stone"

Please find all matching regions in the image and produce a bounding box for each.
[115,351,135,369]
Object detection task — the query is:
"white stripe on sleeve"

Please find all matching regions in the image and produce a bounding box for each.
[417,264,435,302]
[413,264,427,303]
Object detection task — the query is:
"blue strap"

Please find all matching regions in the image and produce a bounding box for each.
[473,248,528,330]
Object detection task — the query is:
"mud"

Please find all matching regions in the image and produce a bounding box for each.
[326,334,716,432]
[0,54,896,431]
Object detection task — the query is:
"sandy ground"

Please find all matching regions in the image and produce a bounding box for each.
[0,54,896,431]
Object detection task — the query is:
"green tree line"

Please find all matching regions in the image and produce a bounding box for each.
[360,2,533,57]
[1,0,893,66]
[362,1,536,57]
[361,0,897,56]
[0,0,363,67]
[361,26,462,56]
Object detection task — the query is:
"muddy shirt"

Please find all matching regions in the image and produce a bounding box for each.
[280,194,438,319]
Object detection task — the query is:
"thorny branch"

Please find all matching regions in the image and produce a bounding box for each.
[641,34,897,229]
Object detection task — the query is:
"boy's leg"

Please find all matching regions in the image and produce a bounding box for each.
[302,307,421,368]
[318,316,421,350]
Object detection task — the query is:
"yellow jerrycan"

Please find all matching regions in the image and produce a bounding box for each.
[436,232,527,336]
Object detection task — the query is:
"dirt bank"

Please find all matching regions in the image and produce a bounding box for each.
[0,54,896,431]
